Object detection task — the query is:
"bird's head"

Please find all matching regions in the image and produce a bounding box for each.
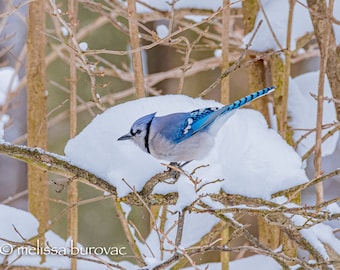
[117,112,156,153]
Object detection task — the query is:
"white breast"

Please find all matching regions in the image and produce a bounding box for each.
[149,132,215,162]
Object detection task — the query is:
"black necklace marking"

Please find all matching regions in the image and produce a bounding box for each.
[144,119,153,153]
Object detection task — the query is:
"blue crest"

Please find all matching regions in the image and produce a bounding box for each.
[133,112,156,126]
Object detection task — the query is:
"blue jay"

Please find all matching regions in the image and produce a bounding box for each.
[118,86,275,162]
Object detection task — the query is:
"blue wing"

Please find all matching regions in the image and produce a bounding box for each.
[173,86,275,143]
[152,109,223,143]
[178,107,223,140]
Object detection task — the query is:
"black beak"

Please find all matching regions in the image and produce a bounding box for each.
[117,133,132,141]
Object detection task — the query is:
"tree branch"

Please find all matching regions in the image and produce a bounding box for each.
[0,142,117,195]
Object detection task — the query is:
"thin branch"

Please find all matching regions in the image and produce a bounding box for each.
[48,0,105,111]
[272,168,340,199]
[257,0,284,50]
[1,189,28,205]
[199,20,263,98]
[174,211,185,247]
[313,0,332,206]
[113,201,146,267]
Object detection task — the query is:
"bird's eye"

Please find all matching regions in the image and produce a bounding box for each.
[131,128,142,136]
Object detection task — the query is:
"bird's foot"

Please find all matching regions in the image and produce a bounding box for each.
[167,162,181,181]
[165,161,192,182]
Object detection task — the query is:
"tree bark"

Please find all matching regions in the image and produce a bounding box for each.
[307,0,340,121]
[67,1,79,269]
[26,0,49,264]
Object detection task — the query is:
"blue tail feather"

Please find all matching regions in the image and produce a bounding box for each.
[223,86,275,113]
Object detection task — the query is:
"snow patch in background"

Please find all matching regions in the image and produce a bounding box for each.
[183,254,281,270]
[0,66,19,142]
[0,120,4,142]
[120,0,241,13]
[156,24,169,38]
[243,0,340,51]
[79,42,88,52]
[243,1,304,50]
[0,66,19,106]
[288,71,338,157]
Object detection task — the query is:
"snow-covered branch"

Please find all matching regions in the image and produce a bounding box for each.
[0,142,117,195]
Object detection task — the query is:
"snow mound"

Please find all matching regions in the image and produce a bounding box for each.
[65,94,308,203]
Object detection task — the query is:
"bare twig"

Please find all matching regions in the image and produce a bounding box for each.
[48,0,106,111]
[199,20,263,98]
[272,169,340,199]
[174,211,185,247]
[257,0,283,50]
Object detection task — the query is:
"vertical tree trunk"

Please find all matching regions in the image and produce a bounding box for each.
[127,0,145,98]
[220,1,230,268]
[280,1,299,260]
[307,0,336,207]
[68,1,79,269]
[307,0,340,121]
[220,0,230,105]
[26,0,48,264]
[242,0,281,252]
[242,1,271,122]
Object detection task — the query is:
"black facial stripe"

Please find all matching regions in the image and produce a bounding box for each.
[144,119,153,154]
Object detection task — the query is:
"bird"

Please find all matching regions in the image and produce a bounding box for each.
[118,86,275,162]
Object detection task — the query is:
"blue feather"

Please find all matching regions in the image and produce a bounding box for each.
[174,86,275,143]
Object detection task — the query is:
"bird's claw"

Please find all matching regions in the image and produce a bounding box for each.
[166,161,192,181]
[167,162,181,181]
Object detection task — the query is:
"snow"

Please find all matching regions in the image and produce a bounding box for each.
[0,120,4,143]
[79,42,88,52]
[184,15,208,23]
[214,49,222,58]
[61,26,69,37]
[243,0,340,51]
[0,66,19,142]
[65,94,308,202]
[156,24,169,38]
[243,0,313,51]
[0,66,19,105]
[300,222,340,260]
[123,0,241,13]
[136,205,219,264]
[332,1,340,44]
[305,135,340,184]
[326,203,340,215]
[183,254,281,270]
[2,202,339,270]
[288,71,338,157]
[228,255,280,270]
